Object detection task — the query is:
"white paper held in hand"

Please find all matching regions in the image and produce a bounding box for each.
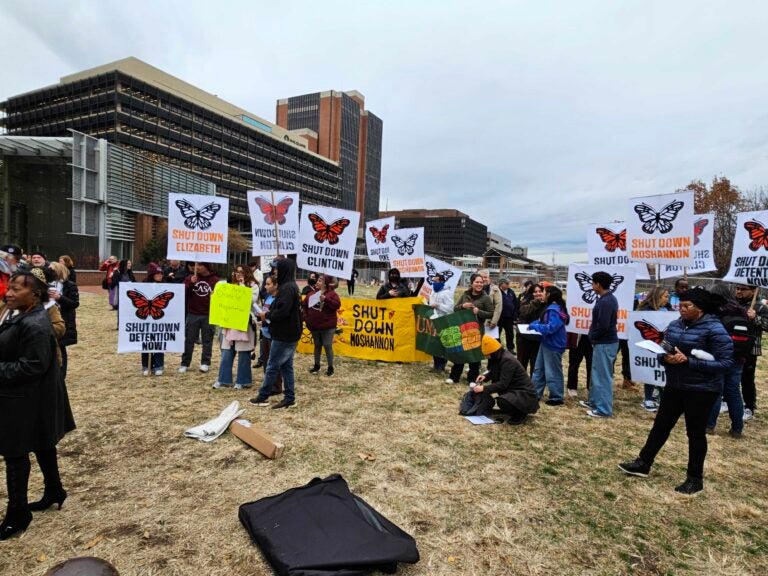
[634,340,667,355]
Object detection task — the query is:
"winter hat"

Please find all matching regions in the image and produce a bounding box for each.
[481,334,502,356]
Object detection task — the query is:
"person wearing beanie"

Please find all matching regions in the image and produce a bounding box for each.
[471,335,539,424]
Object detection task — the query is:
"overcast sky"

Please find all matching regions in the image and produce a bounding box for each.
[3,1,767,263]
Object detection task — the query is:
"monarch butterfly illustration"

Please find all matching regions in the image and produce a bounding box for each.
[175,199,222,230]
[369,224,390,244]
[693,218,709,246]
[744,219,768,251]
[574,272,624,304]
[595,228,626,252]
[126,290,175,320]
[308,213,351,245]
[634,319,665,344]
[633,200,684,234]
[425,261,455,284]
[254,196,293,225]
[391,233,418,256]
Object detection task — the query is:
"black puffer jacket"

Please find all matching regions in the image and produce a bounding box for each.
[267,259,302,343]
[482,349,539,415]
[57,279,79,346]
[659,313,734,393]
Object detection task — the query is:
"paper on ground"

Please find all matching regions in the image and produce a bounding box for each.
[634,340,667,355]
[185,401,245,442]
[464,415,498,425]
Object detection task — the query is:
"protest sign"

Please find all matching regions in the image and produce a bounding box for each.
[387,227,426,277]
[586,221,650,279]
[297,204,360,280]
[432,309,485,364]
[297,297,431,362]
[660,213,717,279]
[722,210,768,287]
[413,304,447,357]
[247,191,300,256]
[565,264,636,339]
[627,191,694,265]
[628,311,679,386]
[167,193,229,263]
[118,283,185,353]
[365,216,396,262]
[209,282,253,332]
[418,256,462,299]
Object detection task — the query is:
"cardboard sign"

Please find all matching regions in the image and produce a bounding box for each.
[209,283,253,331]
[296,297,431,362]
[628,311,679,387]
[418,255,462,300]
[117,283,185,353]
[565,264,637,339]
[297,205,360,280]
[660,213,717,279]
[247,191,300,256]
[167,193,229,263]
[387,226,425,277]
[586,221,650,280]
[365,216,396,262]
[722,210,768,287]
[627,191,695,265]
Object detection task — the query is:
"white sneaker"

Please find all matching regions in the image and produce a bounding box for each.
[199,364,210,373]
[444,378,456,384]
[154,369,163,376]
[641,400,658,413]
[743,408,754,421]
[212,381,230,389]
[720,401,728,414]
[142,369,149,376]
[566,389,578,398]
[178,366,188,374]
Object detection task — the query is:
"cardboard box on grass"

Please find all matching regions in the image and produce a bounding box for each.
[229,419,284,459]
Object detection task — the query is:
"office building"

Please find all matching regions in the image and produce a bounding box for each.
[379,209,487,258]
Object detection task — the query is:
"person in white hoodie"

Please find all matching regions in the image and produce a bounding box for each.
[428,273,454,374]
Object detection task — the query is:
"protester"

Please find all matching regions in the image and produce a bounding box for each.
[47,262,79,380]
[566,333,592,397]
[636,286,672,412]
[478,269,502,332]
[179,263,219,374]
[348,268,359,296]
[516,283,547,375]
[376,268,411,299]
[250,258,302,409]
[247,260,264,288]
[99,255,120,309]
[302,272,319,297]
[427,273,454,373]
[734,284,767,421]
[0,269,75,540]
[163,259,187,284]
[471,335,539,425]
[140,264,166,376]
[57,255,77,283]
[303,275,341,376]
[29,252,47,267]
[255,274,282,395]
[0,245,23,271]
[446,273,494,385]
[529,285,569,406]
[618,288,734,495]
[668,278,689,312]
[497,278,518,352]
[580,271,619,418]
[109,259,135,328]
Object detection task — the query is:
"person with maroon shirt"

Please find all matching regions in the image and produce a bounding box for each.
[303,274,341,376]
[179,263,219,374]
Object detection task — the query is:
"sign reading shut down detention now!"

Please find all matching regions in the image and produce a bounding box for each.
[117,283,185,353]
[723,210,768,287]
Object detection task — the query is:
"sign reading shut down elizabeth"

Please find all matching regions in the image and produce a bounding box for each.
[565,264,636,339]
[117,283,185,353]
[627,191,694,265]
[387,226,426,277]
[167,193,229,263]
[723,210,768,287]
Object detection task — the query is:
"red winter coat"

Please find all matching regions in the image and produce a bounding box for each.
[303,287,341,332]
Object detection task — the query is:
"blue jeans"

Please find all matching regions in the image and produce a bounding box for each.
[707,364,744,433]
[217,347,252,386]
[589,342,618,416]
[532,345,564,402]
[256,339,298,403]
[141,353,165,370]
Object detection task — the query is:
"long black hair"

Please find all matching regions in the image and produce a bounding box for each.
[543,285,569,325]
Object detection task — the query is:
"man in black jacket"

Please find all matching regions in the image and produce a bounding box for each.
[250,258,302,409]
[735,284,768,420]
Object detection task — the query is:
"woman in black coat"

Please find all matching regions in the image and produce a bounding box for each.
[48,262,79,379]
[0,268,75,540]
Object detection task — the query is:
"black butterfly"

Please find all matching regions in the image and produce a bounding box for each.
[574,272,624,304]
[633,200,684,234]
[175,199,222,230]
[425,261,455,285]
[391,233,419,256]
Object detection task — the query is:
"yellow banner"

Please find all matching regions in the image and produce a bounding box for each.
[297,297,431,363]
[209,283,252,331]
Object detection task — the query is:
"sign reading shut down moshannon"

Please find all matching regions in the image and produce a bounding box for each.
[626,191,695,266]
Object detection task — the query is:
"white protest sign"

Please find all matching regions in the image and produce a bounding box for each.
[722,210,768,287]
[365,216,396,262]
[586,221,650,279]
[565,264,637,339]
[628,310,679,387]
[118,283,185,353]
[660,213,717,279]
[167,193,229,263]
[627,191,695,265]
[297,204,360,280]
[387,226,426,277]
[247,191,300,256]
[418,255,462,299]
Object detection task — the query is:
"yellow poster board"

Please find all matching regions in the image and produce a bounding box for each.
[297,297,431,363]
[209,283,252,331]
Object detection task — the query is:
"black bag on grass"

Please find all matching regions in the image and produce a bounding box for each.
[458,390,494,416]
[239,474,419,576]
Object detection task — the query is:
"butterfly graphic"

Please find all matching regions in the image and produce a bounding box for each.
[744,219,768,251]
[425,261,455,285]
[126,290,175,320]
[175,199,222,230]
[308,213,351,245]
[595,228,626,252]
[574,272,624,304]
[633,200,684,234]
[634,319,665,344]
[369,224,390,244]
[254,196,293,225]
[693,218,709,246]
[391,234,419,256]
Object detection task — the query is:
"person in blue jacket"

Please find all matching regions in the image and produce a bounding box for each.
[618,288,734,495]
[529,285,569,406]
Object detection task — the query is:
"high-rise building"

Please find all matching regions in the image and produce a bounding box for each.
[276,91,382,222]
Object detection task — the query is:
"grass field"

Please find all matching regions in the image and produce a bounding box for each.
[2,286,766,576]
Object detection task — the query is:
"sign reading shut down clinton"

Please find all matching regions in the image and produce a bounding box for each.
[117,283,185,353]
[297,205,360,280]
[626,191,695,266]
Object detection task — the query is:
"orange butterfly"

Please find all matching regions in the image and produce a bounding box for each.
[634,319,664,344]
[744,219,768,251]
[126,290,175,320]
[369,224,389,244]
[693,218,709,246]
[308,213,351,245]
[254,196,293,225]
[595,228,626,252]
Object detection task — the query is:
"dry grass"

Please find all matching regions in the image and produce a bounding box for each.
[2,286,766,576]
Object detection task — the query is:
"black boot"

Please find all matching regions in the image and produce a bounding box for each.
[1,456,32,540]
[29,449,67,512]
[326,366,334,377]
[309,364,321,374]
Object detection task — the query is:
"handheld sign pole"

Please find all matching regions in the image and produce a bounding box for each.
[271,191,281,258]
[751,286,759,309]
[656,262,661,287]
[683,267,688,283]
